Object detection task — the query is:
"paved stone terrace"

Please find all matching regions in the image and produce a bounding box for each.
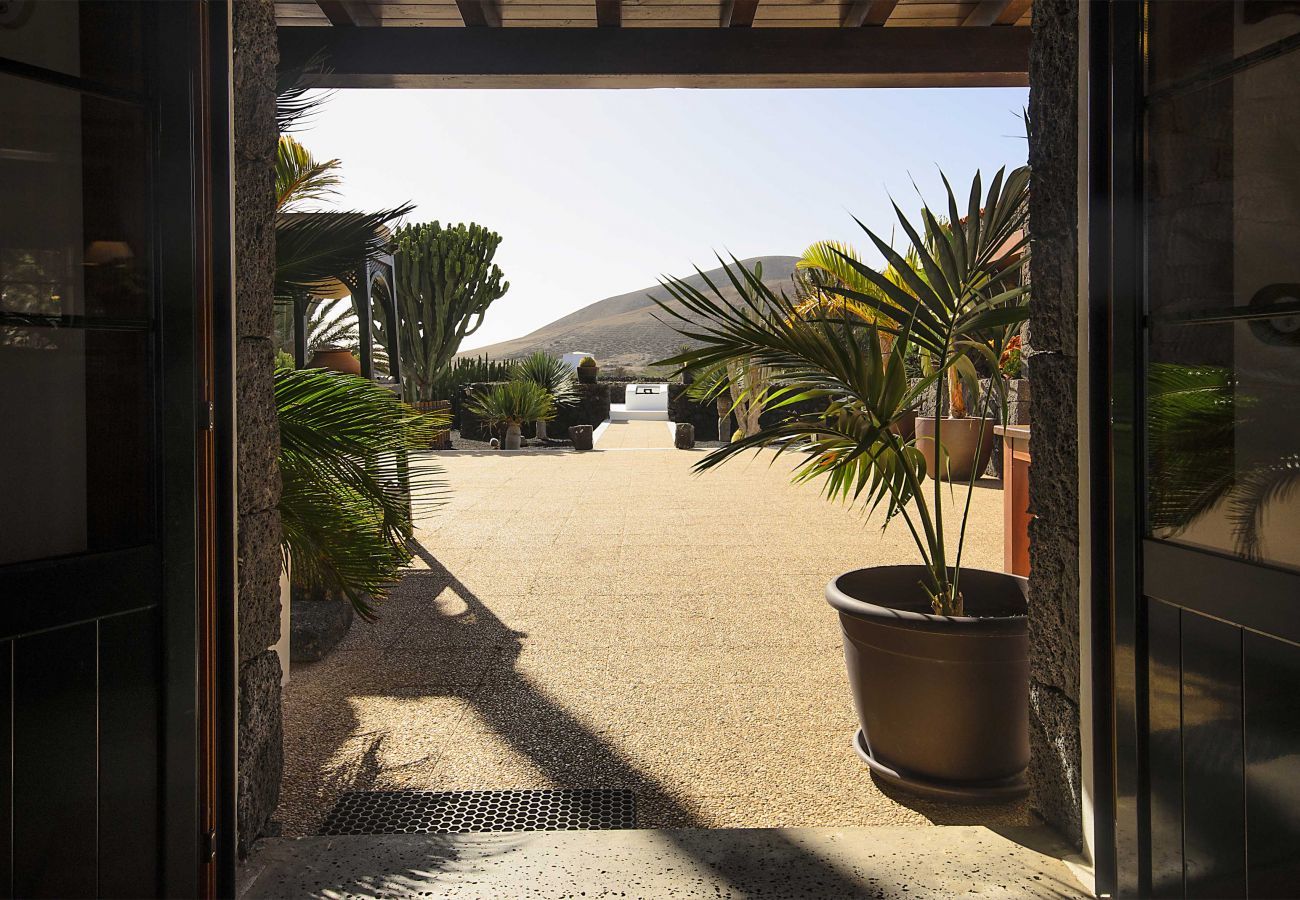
[276,430,1021,837]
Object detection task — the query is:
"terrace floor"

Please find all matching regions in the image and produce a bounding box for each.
[275,422,1022,838]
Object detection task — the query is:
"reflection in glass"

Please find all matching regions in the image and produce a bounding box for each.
[1145,5,1300,571]
[0,75,149,319]
[0,326,153,565]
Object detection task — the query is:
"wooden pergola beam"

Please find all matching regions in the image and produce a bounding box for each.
[456,0,502,27]
[994,0,1033,25]
[595,0,621,28]
[842,0,899,27]
[964,0,1012,27]
[278,25,1031,89]
[720,0,760,27]
[315,0,376,27]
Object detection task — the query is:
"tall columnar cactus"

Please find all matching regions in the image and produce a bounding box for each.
[384,221,510,402]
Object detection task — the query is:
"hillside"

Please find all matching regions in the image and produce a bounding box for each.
[463,255,800,369]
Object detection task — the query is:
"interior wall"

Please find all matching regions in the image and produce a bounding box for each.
[233,0,284,858]
[1026,0,1083,847]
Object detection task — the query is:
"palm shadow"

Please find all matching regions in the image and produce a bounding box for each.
[393,537,876,895]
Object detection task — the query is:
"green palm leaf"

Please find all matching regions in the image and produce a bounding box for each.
[276,366,448,619]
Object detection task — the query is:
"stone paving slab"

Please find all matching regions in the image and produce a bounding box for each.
[275,446,1014,838]
[240,826,1088,899]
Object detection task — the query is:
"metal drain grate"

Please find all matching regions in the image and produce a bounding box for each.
[319,789,638,835]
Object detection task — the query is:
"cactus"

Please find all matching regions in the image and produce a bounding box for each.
[381,221,510,402]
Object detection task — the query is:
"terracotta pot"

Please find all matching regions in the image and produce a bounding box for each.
[307,346,361,376]
[915,416,996,481]
[503,423,522,450]
[577,364,599,384]
[890,409,917,440]
[826,565,1029,801]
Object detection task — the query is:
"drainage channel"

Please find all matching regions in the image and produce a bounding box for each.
[319,789,638,835]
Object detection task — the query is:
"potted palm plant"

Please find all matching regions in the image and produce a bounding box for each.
[513,351,580,440]
[466,380,555,450]
[656,167,1031,800]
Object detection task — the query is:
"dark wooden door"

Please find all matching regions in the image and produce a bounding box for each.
[0,3,227,896]
[1098,2,1300,896]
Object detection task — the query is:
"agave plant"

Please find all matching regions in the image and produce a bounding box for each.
[512,351,579,440]
[276,366,447,619]
[466,381,555,450]
[655,167,1029,616]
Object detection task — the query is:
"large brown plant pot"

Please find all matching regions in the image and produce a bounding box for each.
[307,345,361,376]
[915,416,996,482]
[825,565,1029,802]
[890,409,917,440]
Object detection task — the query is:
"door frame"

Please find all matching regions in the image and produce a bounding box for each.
[157,1,238,895]
[1087,0,1141,896]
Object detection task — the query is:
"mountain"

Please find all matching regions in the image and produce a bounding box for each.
[462,255,801,369]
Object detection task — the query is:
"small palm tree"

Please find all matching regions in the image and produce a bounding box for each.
[276,366,447,619]
[512,351,579,440]
[657,167,1029,616]
[466,381,556,450]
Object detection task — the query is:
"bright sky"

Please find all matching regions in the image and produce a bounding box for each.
[295,87,1029,351]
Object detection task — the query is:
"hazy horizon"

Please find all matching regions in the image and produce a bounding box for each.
[293,87,1029,352]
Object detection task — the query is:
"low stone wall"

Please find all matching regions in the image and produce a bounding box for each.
[458,382,610,442]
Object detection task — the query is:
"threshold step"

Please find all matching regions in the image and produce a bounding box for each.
[239,825,1089,899]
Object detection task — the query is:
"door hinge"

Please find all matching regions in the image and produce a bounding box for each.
[203,828,217,861]
[202,400,215,431]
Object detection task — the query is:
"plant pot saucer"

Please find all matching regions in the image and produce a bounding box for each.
[852,729,1028,803]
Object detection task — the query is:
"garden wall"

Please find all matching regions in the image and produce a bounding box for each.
[457,382,610,441]
[1026,0,1083,847]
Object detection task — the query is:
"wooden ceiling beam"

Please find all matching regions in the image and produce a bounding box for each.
[995,0,1033,25]
[964,0,1013,27]
[841,1,899,27]
[315,0,376,27]
[595,0,622,28]
[278,25,1031,89]
[456,0,502,27]
[720,1,760,28]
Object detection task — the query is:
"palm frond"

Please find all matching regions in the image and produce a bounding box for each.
[276,366,448,618]
[276,135,343,212]
[275,205,414,300]
[512,351,580,408]
[466,380,556,427]
[651,166,1030,615]
[276,50,333,135]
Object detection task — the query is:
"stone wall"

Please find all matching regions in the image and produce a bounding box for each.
[457,382,610,441]
[233,0,282,858]
[1026,0,1083,847]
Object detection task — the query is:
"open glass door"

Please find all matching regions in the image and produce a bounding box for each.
[0,2,231,895]
[1102,1,1300,896]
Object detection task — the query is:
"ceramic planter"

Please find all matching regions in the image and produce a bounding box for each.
[307,345,361,376]
[915,416,996,481]
[825,565,1029,801]
[577,364,599,384]
[503,423,523,450]
[891,409,917,440]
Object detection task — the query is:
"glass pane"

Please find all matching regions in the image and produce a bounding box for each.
[1145,40,1300,571]
[0,326,153,565]
[1148,1,1300,93]
[0,1,145,92]
[0,75,150,319]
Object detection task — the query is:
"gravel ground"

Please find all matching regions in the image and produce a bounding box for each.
[276,427,1023,836]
